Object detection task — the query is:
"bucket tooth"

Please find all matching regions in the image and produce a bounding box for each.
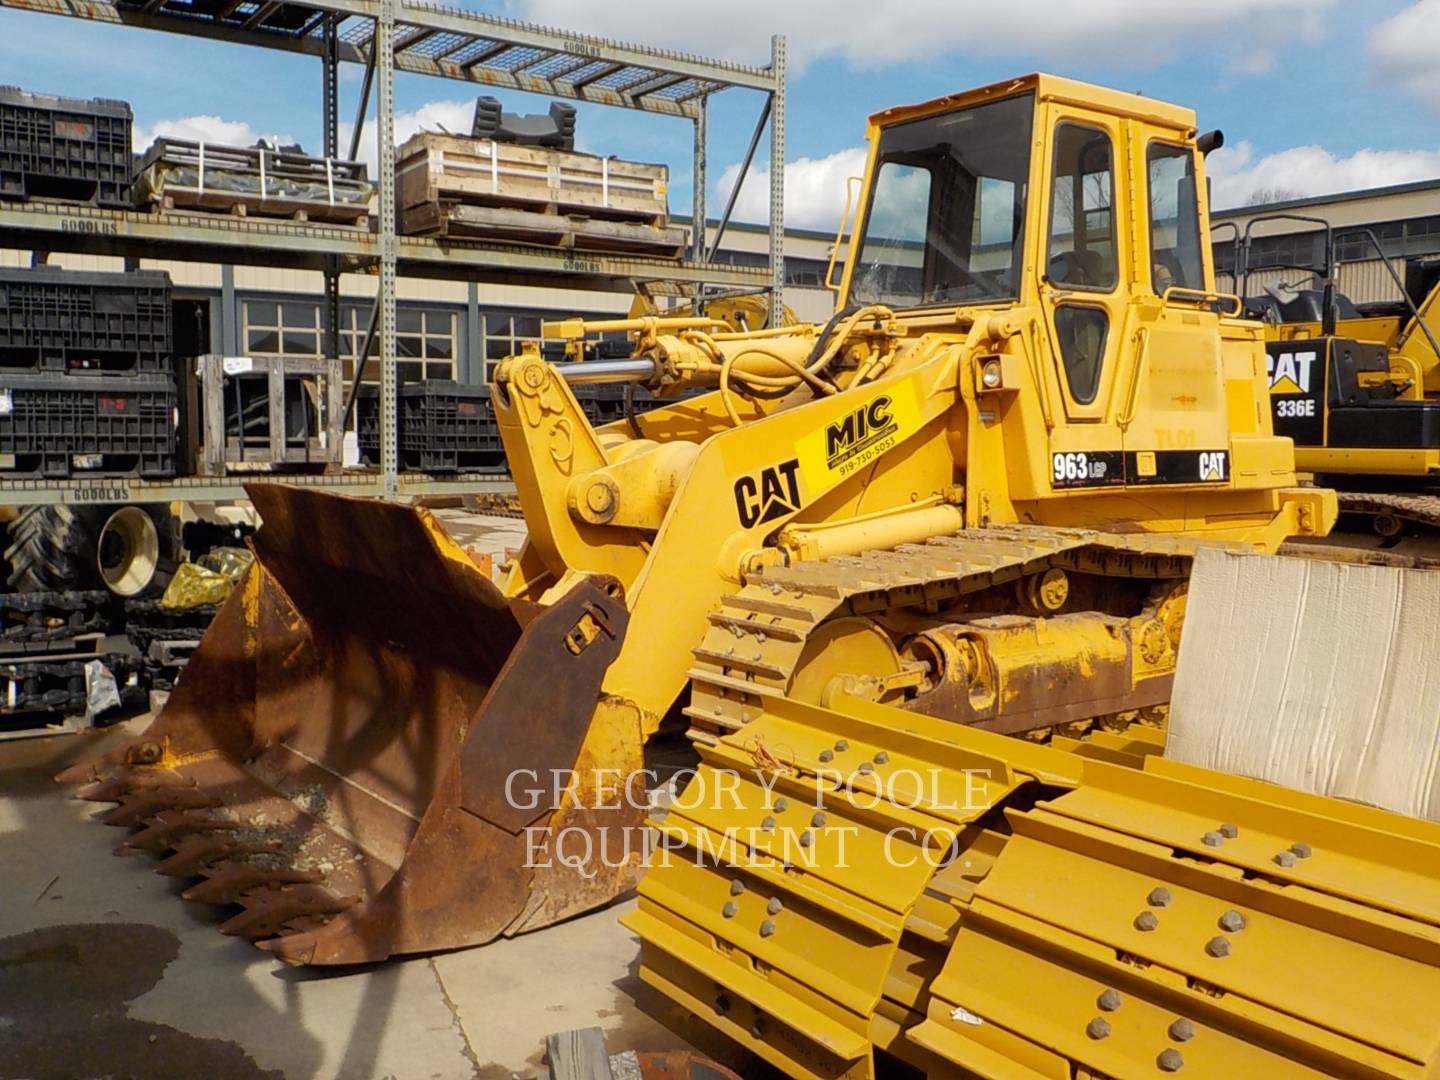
[78,770,186,804]
[183,864,323,905]
[253,921,343,965]
[77,777,129,804]
[55,760,103,786]
[57,486,638,965]
[119,810,239,854]
[219,884,358,939]
[268,913,331,939]
[154,835,284,878]
[100,787,222,828]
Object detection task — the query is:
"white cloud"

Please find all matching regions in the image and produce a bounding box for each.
[1207,139,1440,208]
[1229,47,1277,76]
[341,99,477,173]
[133,115,295,153]
[1370,0,1440,113]
[716,146,868,230]
[516,0,1332,71]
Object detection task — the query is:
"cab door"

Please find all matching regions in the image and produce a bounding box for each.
[1037,108,1133,493]
[1119,140,1232,486]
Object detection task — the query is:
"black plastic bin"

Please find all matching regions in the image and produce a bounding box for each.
[0,371,177,478]
[574,382,672,423]
[355,383,380,465]
[0,267,172,372]
[355,381,503,473]
[0,87,133,208]
[400,381,503,473]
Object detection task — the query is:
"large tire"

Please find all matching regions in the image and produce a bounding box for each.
[5,505,103,593]
[5,504,180,597]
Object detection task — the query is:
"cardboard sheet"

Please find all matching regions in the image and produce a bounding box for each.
[1168,548,1440,822]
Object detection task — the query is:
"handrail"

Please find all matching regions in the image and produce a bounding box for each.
[1238,212,1334,334]
[825,176,863,293]
[1161,286,1243,316]
[1335,227,1440,366]
[1117,326,1148,430]
[1208,219,1240,291]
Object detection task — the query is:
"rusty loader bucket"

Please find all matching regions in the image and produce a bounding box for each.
[58,485,642,965]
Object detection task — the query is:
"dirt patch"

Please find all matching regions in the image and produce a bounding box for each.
[0,923,284,1080]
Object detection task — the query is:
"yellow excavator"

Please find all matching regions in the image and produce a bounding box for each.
[59,73,1440,1076]
[1234,216,1440,538]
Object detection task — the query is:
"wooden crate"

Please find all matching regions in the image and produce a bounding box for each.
[134,138,373,228]
[197,354,344,475]
[401,201,688,259]
[396,132,669,225]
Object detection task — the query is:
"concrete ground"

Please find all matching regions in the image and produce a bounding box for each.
[430,507,528,569]
[0,722,764,1080]
[0,510,765,1080]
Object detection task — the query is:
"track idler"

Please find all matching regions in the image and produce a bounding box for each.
[59,485,644,965]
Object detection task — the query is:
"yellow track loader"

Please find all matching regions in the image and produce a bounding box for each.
[63,74,1423,1011]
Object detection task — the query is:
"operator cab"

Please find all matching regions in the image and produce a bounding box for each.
[836,75,1276,505]
[842,78,1211,322]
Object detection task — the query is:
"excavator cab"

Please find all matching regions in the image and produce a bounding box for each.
[63,74,1333,971]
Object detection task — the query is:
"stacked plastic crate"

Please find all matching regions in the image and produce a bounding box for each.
[0,267,177,478]
[0,87,133,207]
[356,382,504,472]
[355,379,689,474]
[0,89,177,479]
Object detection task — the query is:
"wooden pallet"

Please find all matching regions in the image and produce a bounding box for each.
[196,354,345,476]
[149,190,370,228]
[400,201,688,258]
[396,132,669,226]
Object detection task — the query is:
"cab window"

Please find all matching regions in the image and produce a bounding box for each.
[1046,123,1117,291]
[849,93,1034,308]
[1147,142,1205,293]
[1054,305,1109,404]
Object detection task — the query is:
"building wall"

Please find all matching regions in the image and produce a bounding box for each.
[1211,180,1440,305]
[1211,185,1440,236]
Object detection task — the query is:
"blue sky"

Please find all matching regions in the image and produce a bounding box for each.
[1,0,1436,228]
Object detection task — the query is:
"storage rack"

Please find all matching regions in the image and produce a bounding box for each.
[0,0,786,505]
